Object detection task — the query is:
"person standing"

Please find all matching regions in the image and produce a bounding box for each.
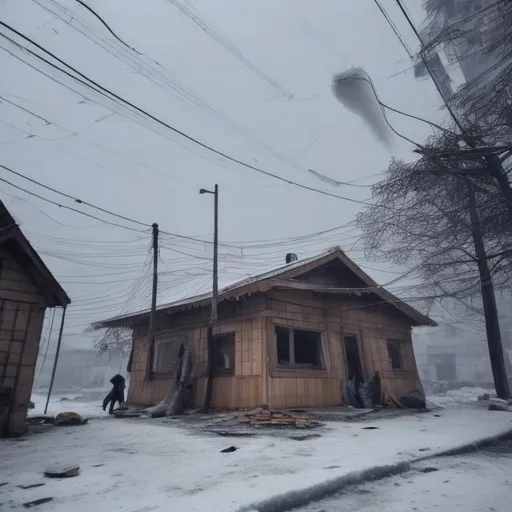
[102,374,126,414]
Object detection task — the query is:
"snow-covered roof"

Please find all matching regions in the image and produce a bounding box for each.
[95,246,435,328]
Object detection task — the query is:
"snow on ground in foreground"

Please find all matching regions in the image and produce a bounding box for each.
[2,406,512,512]
[297,448,512,511]
[427,387,493,408]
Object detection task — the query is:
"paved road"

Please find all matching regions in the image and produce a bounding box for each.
[295,441,512,512]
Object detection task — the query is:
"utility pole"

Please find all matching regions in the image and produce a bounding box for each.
[467,182,511,399]
[392,0,512,397]
[44,306,67,415]
[199,185,219,411]
[147,222,159,379]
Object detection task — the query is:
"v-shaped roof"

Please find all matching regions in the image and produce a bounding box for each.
[0,200,70,308]
[96,247,435,328]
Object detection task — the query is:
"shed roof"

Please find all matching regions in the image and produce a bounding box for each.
[96,247,435,328]
[0,200,70,308]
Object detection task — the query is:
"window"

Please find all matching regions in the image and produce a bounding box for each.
[387,340,403,370]
[153,334,186,373]
[213,332,235,375]
[153,341,176,373]
[275,326,324,369]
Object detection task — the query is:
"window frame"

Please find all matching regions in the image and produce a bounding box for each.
[274,325,325,370]
[213,332,236,376]
[152,334,186,375]
[387,339,406,371]
[152,339,175,374]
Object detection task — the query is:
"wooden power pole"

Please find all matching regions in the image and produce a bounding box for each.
[147,222,159,379]
[467,184,511,399]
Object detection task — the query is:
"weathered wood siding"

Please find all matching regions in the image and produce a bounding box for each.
[0,249,46,436]
[264,289,422,408]
[127,296,267,409]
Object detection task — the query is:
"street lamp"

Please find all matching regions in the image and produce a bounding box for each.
[199,184,218,412]
[199,185,218,322]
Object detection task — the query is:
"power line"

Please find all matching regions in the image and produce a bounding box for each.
[0,21,380,208]
[392,0,466,134]
[0,175,145,232]
[372,0,414,59]
[163,0,293,99]
[0,162,238,247]
[33,0,321,185]
[0,163,149,228]
[35,0,374,191]
[72,0,141,54]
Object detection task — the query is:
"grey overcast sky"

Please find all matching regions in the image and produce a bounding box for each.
[0,0,448,349]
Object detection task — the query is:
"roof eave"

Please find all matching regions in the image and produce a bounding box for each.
[0,226,70,308]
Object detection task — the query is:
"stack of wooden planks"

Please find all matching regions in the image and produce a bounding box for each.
[234,407,320,428]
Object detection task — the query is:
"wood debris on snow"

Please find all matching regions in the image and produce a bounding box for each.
[234,407,321,428]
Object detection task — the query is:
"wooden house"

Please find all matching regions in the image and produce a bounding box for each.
[97,248,435,409]
[0,201,70,436]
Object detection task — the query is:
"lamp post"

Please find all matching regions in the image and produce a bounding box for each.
[199,184,218,411]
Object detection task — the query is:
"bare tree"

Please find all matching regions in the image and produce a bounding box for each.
[94,327,132,360]
[358,128,512,396]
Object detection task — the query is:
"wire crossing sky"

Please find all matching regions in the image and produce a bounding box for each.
[0,0,456,349]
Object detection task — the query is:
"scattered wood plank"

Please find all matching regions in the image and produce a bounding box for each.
[235,407,321,429]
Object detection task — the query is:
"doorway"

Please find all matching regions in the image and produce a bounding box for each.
[343,334,364,407]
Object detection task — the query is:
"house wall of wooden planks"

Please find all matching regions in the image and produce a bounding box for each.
[0,249,46,436]
[127,287,423,410]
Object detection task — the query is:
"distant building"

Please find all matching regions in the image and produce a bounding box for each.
[416,0,501,100]
[0,201,70,437]
[414,324,493,385]
[36,346,123,391]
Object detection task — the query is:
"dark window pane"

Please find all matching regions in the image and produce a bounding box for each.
[213,333,235,374]
[294,329,322,367]
[387,340,403,370]
[155,342,174,373]
[276,326,290,365]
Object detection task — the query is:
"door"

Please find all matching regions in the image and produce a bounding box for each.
[343,334,365,407]
[343,334,364,386]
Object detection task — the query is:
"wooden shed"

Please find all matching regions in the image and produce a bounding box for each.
[97,248,435,410]
[0,201,70,436]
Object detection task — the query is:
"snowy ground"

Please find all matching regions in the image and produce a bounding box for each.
[2,405,512,512]
[427,386,493,408]
[30,390,109,418]
[296,442,512,511]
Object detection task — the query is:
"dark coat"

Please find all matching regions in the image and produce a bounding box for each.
[108,375,126,404]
